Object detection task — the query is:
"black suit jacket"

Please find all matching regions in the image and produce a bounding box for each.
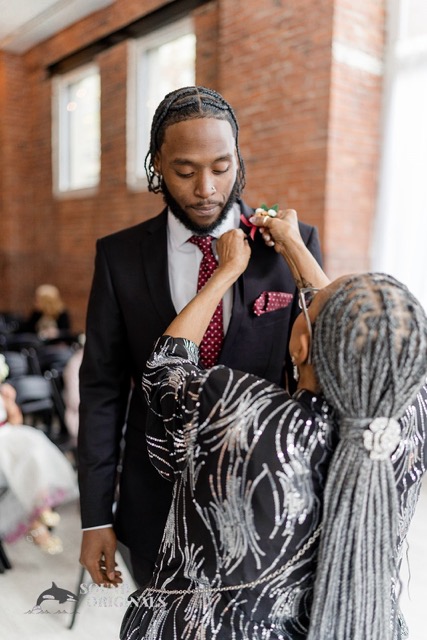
[78,201,322,558]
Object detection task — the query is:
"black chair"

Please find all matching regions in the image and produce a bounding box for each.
[0,541,12,573]
[0,311,24,337]
[3,332,42,352]
[2,333,42,375]
[36,344,74,377]
[5,343,76,456]
[3,351,31,379]
[10,375,56,435]
[42,331,81,348]
[35,344,76,447]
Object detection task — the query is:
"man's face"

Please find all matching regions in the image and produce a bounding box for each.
[154,118,240,234]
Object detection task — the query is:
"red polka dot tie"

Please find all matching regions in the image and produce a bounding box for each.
[188,235,224,368]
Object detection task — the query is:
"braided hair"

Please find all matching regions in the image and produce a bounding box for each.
[145,86,246,195]
[307,273,427,640]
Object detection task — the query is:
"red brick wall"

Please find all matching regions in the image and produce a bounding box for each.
[0,0,386,330]
[325,0,386,276]
[0,53,36,310]
[217,0,334,240]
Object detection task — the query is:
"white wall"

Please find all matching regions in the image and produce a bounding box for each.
[372,0,427,309]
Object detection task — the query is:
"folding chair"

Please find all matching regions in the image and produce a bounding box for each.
[3,351,31,379]
[10,374,55,435]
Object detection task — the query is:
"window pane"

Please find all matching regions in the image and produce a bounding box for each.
[54,66,100,193]
[142,33,196,156]
[128,19,196,189]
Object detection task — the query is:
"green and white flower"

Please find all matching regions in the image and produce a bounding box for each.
[255,203,279,218]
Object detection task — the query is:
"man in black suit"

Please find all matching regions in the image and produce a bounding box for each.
[78,86,322,587]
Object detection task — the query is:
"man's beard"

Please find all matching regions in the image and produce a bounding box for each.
[161,179,239,235]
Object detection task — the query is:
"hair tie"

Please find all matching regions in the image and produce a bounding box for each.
[363,417,401,460]
[340,417,371,440]
[341,416,401,460]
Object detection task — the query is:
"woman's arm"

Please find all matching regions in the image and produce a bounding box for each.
[164,211,329,345]
[164,229,251,343]
[250,209,330,290]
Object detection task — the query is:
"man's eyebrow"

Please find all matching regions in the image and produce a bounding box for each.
[171,154,233,166]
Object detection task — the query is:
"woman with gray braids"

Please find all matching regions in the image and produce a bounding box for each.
[121,210,427,640]
[306,272,427,640]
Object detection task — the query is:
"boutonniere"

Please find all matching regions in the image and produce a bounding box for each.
[240,203,279,240]
[255,203,279,217]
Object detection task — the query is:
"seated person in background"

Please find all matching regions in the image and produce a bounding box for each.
[0,357,78,554]
[24,284,71,340]
[121,210,427,640]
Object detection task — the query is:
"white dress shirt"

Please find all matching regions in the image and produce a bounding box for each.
[167,203,242,333]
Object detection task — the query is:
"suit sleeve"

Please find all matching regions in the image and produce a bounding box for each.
[78,239,132,528]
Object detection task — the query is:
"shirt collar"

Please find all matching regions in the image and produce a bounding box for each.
[167,203,241,249]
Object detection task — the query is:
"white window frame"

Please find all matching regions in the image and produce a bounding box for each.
[127,17,196,191]
[52,63,101,197]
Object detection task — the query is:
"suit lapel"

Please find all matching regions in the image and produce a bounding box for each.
[140,201,259,362]
[140,209,177,326]
[220,201,255,361]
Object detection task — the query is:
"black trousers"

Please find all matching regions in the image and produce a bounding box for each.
[129,550,155,588]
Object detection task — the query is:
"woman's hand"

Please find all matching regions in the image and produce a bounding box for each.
[249,208,330,290]
[216,229,251,278]
[163,229,251,344]
[249,208,304,255]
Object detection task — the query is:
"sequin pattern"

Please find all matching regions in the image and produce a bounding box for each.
[124,340,427,640]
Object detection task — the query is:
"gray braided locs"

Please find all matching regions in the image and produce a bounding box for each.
[144,86,246,195]
[307,273,427,640]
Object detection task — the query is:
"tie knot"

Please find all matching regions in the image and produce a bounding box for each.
[188,235,214,257]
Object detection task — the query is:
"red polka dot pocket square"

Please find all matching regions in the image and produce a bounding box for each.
[253,291,294,316]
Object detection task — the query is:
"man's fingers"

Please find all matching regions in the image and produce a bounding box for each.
[83,560,106,586]
[83,557,123,587]
[79,528,121,586]
[103,555,123,584]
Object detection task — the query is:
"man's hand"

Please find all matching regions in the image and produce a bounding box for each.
[79,528,123,587]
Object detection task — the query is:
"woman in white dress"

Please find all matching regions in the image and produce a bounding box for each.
[0,357,78,553]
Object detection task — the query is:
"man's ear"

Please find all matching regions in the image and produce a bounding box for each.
[153,152,161,175]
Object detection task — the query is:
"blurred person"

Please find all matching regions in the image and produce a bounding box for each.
[24,284,71,340]
[0,356,78,554]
